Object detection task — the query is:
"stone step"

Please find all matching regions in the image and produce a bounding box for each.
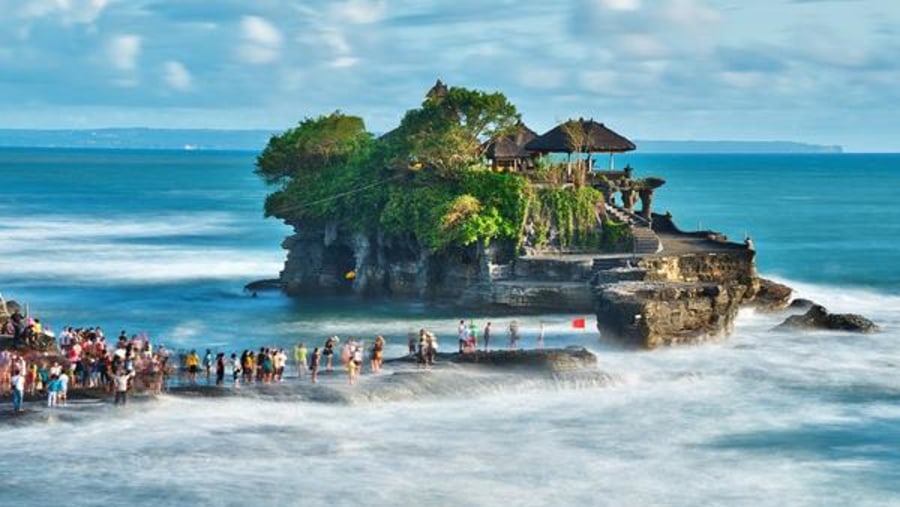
[592,257,630,271]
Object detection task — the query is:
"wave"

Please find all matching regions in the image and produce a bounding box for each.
[0,212,241,245]
[1,245,283,284]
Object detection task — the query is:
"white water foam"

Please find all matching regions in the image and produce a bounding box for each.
[0,212,284,283]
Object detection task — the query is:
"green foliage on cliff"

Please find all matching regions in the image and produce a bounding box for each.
[600,219,633,252]
[256,83,622,253]
[525,187,604,249]
[379,170,527,251]
[256,112,373,185]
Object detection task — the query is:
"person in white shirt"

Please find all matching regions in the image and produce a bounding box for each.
[58,372,69,406]
[10,369,25,412]
[113,368,135,405]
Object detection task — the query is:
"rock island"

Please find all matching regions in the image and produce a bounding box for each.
[256,81,788,349]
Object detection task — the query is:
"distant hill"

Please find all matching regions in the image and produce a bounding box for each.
[0,128,843,154]
[0,128,276,151]
[634,140,843,154]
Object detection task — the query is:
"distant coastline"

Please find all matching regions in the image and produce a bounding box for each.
[0,128,843,154]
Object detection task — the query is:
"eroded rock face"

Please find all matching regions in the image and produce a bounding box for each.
[751,278,793,312]
[277,221,596,311]
[775,305,879,333]
[596,280,751,348]
[594,250,758,348]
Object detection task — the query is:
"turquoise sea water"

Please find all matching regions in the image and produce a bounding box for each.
[1,148,899,506]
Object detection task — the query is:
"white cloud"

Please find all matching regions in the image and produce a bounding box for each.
[332,0,388,24]
[237,15,283,64]
[662,0,720,30]
[618,33,667,58]
[19,0,109,24]
[599,0,641,11]
[518,67,566,90]
[163,61,192,91]
[331,56,359,68]
[108,34,141,71]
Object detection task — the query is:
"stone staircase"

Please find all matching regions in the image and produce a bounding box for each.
[603,203,661,255]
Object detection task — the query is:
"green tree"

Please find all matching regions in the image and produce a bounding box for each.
[256,111,372,185]
[390,86,520,176]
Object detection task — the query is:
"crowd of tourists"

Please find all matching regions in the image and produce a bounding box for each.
[1,326,165,412]
[4,317,549,413]
[0,308,41,342]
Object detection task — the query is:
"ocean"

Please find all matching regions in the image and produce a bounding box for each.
[1,148,899,506]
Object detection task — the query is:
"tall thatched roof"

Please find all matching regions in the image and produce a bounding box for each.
[484,122,538,160]
[426,79,449,100]
[525,119,636,153]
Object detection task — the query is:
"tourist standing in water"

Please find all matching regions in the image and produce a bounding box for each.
[407,330,417,357]
[185,350,200,384]
[371,336,385,373]
[458,319,467,353]
[112,368,134,405]
[483,322,492,352]
[353,342,364,380]
[309,347,320,384]
[323,336,337,371]
[10,369,24,413]
[426,332,438,366]
[508,321,520,350]
[295,342,308,377]
[46,375,61,408]
[215,353,225,386]
[417,331,427,370]
[58,370,69,406]
[537,322,545,350]
[346,345,357,385]
[204,349,213,382]
[230,353,241,388]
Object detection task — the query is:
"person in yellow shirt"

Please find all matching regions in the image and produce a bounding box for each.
[185,350,200,384]
[294,343,308,377]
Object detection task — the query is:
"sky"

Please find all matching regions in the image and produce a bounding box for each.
[0,0,897,151]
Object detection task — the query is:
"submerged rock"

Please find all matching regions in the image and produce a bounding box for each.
[775,305,879,333]
[389,347,597,373]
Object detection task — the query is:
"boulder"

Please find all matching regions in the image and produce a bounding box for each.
[787,298,816,311]
[775,304,879,333]
[595,280,752,348]
[751,278,793,312]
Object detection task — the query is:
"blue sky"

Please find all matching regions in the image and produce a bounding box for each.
[0,0,897,151]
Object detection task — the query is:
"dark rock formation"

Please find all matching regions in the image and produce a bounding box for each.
[775,305,879,333]
[594,249,759,348]
[751,278,793,312]
[788,298,816,311]
[277,220,597,312]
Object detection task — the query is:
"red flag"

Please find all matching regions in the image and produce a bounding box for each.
[572,318,586,329]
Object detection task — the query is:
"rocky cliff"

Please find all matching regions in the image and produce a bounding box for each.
[592,214,768,348]
[593,251,758,348]
[276,214,775,348]
[277,220,598,312]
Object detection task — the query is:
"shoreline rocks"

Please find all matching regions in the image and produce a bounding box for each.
[751,278,793,312]
[775,304,879,333]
